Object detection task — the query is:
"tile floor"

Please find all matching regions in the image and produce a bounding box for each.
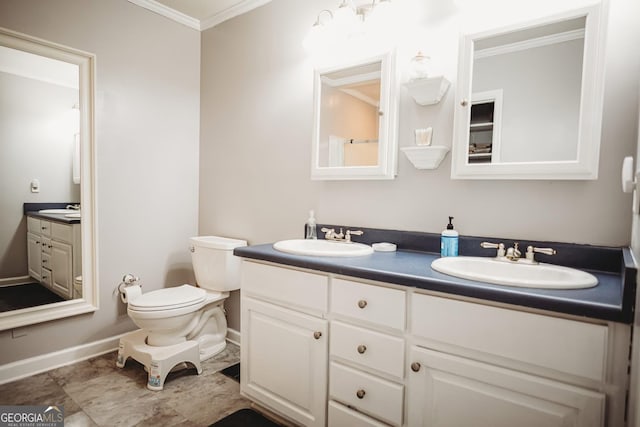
[0,342,251,426]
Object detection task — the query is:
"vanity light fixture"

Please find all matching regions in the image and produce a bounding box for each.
[303,9,334,52]
[303,0,395,52]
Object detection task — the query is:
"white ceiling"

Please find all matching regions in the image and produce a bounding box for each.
[128,0,272,31]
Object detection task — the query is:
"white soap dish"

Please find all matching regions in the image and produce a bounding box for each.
[372,242,397,252]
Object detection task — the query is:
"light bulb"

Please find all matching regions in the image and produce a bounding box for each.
[333,1,360,39]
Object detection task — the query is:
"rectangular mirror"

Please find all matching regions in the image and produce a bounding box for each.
[451,4,606,180]
[311,52,398,180]
[0,27,97,331]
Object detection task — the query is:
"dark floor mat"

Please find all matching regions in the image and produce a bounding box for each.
[210,408,282,427]
[221,363,240,382]
[0,283,64,312]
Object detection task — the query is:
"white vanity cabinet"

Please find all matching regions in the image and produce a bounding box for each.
[27,216,81,299]
[240,261,329,427]
[407,293,619,427]
[239,260,628,427]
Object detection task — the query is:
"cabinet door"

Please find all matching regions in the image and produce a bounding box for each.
[407,346,604,427]
[241,296,328,427]
[27,232,42,281]
[51,240,73,299]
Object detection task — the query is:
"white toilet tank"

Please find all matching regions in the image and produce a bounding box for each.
[189,236,247,291]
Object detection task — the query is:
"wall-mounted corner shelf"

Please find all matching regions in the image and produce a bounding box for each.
[405,76,450,105]
[401,145,450,169]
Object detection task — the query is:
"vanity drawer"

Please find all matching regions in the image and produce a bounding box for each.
[41,237,52,255]
[41,267,52,287]
[411,293,608,381]
[330,320,404,379]
[42,253,51,270]
[330,362,403,426]
[39,220,51,237]
[331,278,405,331]
[328,400,389,427]
[241,261,328,313]
[27,216,41,233]
[51,222,72,243]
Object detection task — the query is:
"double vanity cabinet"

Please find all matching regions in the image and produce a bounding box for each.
[26,215,81,299]
[238,254,631,427]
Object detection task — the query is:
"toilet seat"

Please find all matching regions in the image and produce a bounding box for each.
[129,284,206,312]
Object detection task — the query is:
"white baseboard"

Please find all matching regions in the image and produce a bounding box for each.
[0,276,31,287]
[226,328,240,347]
[0,332,127,385]
[1,329,241,385]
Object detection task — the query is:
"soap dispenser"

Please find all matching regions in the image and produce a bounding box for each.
[305,210,317,240]
[441,216,458,257]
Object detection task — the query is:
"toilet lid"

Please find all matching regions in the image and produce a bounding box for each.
[129,284,206,311]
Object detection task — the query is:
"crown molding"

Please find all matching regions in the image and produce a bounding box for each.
[475,29,585,59]
[200,0,272,31]
[128,0,272,31]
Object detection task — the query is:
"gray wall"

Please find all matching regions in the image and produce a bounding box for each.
[0,72,80,280]
[199,0,640,332]
[0,0,200,364]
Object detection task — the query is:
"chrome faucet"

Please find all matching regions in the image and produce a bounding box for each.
[481,241,555,264]
[320,227,364,243]
[505,243,521,261]
[66,204,80,210]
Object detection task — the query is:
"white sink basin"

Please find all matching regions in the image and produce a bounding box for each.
[431,256,598,289]
[38,209,80,214]
[273,239,373,257]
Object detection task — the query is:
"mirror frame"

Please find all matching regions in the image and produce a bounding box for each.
[311,51,399,180]
[451,4,607,180]
[0,27,98,331]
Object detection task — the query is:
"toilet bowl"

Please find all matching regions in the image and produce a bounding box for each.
[120,236,246,361]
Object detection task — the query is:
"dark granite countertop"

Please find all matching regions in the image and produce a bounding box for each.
[23,202,81,224]
[233,225,637,324]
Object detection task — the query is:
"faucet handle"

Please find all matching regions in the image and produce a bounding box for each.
[321,227,335,239]
[481,241,505,257]
[525,246,557,263]
[345,229,364,242]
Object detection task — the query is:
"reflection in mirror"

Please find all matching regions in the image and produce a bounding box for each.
[319,62,381,168]
[452,4,606,179]
[0,27,97,330]
[311,52,398,180]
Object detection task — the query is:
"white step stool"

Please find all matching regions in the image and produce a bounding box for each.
[116,329,202,391]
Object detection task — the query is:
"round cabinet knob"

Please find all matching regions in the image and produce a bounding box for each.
[356,389,366,399]
[189,246,195,253]
[313,331,322,340]
[460,99,469,106]
[357,300,367,309]
[411,362,421,372]
[43,259,48,263]
[357,345,367,354]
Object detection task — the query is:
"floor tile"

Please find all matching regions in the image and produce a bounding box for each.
[1,341,244,427]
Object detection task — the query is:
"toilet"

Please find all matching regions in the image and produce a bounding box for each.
[116,235,246,390]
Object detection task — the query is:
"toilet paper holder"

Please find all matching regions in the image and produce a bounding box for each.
[118,274,140,294]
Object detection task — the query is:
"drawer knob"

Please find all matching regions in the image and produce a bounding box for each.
[43,259,48,263]
[411,362,421,372]
[357,345,367,354]
[313,331,322,340]
[357,300,367,309]
[356,389,366,399]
